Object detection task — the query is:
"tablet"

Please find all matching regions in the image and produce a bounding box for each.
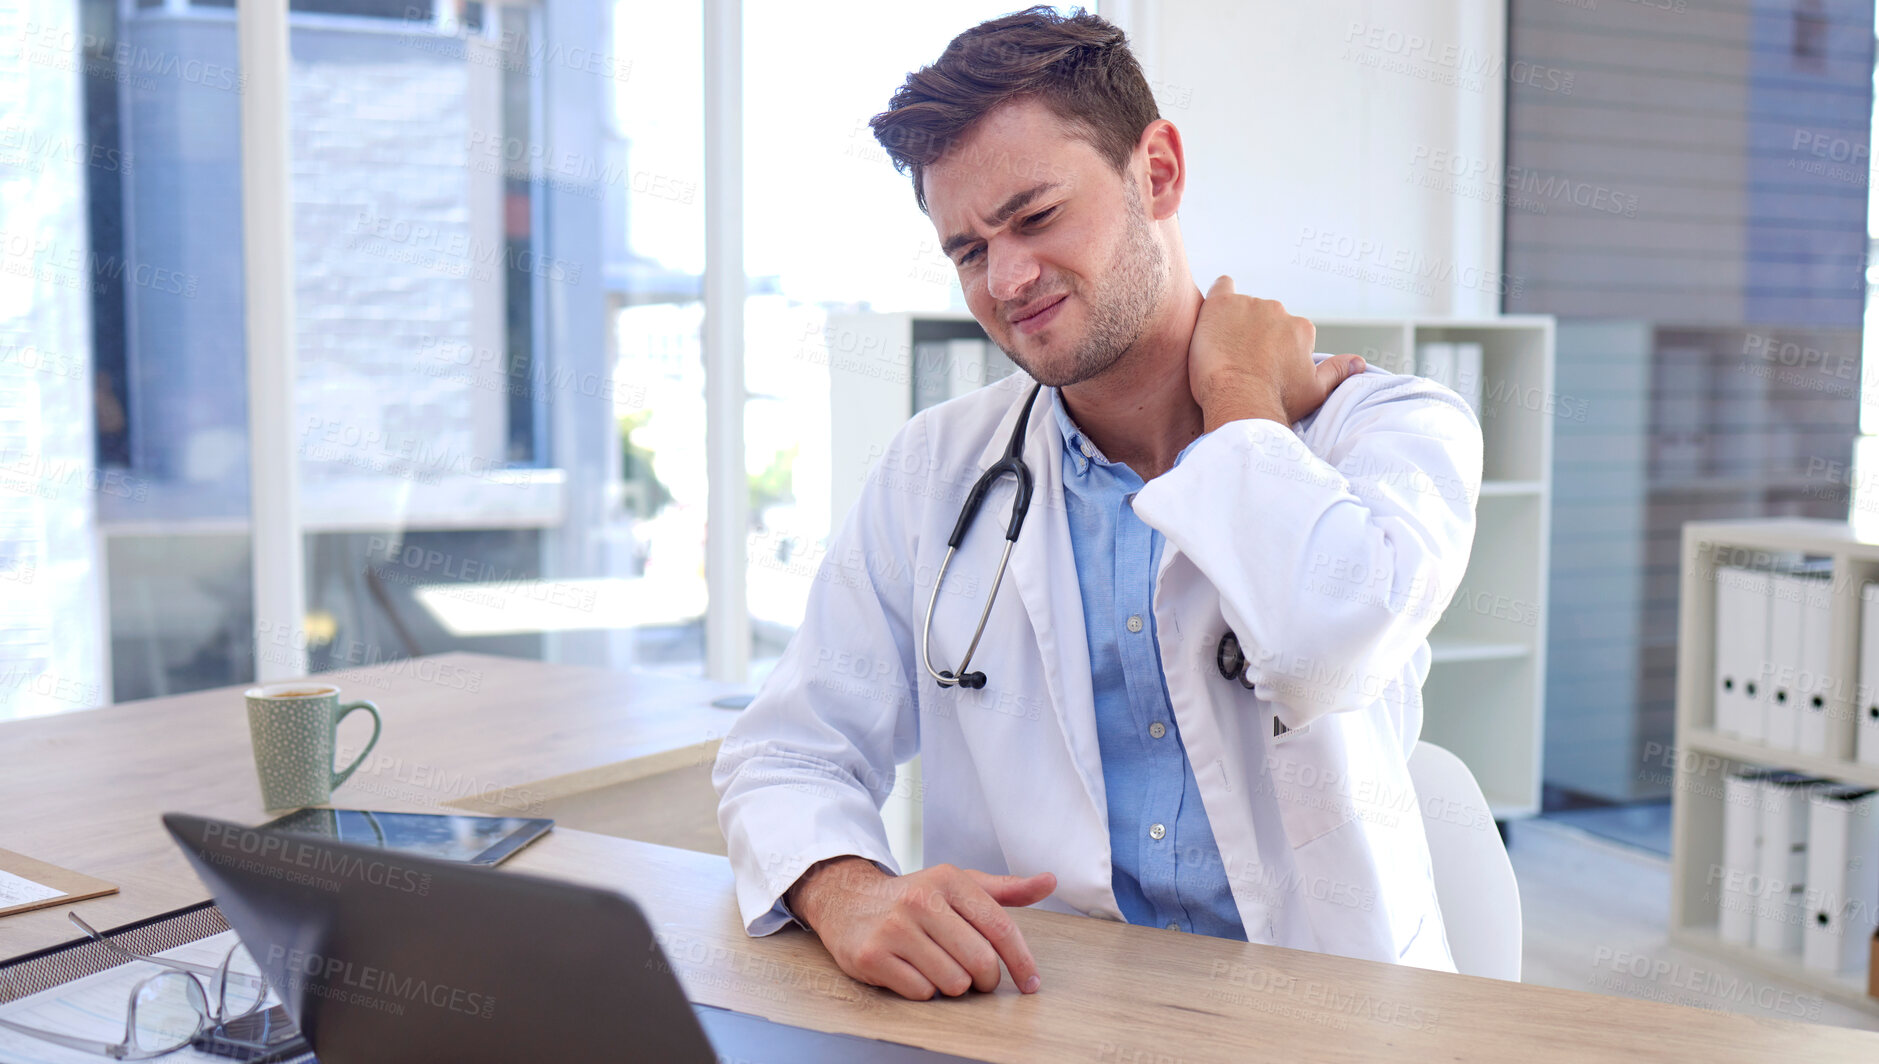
[254,808,553,866]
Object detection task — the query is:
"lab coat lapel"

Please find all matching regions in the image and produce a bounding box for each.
[978,381,1108,826]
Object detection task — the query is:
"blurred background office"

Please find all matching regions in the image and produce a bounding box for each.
[3,0,1877,1028]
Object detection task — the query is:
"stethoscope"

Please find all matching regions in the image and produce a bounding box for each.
[922,383,1043,689]
[920,380,1260,696]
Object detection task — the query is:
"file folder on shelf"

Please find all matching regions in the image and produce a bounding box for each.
[1721,768,1779,945]
[1860,583,1879,767]
[1765,572,1806,752]
[1796,574,1838,757]
[1714,567,1770,740]
[1802,785,1879,973]
[1753,773,1817,954]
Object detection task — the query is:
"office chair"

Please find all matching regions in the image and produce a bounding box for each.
[1408,740,1523,981]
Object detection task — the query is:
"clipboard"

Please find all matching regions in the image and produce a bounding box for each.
[0,848,117,918]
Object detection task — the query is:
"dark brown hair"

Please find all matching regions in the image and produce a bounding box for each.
[868,6,1161,214]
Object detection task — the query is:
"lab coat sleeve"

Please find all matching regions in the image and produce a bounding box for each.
[711,413,931,936]
[1132,370,1483,730]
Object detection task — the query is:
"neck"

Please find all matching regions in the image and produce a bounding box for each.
[1058,281,1205,482]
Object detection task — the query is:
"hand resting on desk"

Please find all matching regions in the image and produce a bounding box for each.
[785,856,1056,1001]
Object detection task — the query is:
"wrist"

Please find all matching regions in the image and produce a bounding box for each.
[1198,377,1285,433]
[786,855,875,932]
[1202,395,1287,433]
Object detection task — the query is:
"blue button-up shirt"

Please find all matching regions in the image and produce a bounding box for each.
[1049,387,1248,940]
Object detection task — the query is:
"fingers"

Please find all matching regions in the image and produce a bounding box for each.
[949,876,1044,994]
[828,865,1053,1001]
[1313,354,1364,395]
[966,869,1057,907]
[866,952,940,1001]
[886,921,984,1007]
[921,904,1007,993]
[1208,274,1236,298]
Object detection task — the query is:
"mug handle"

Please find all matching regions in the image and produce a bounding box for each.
[330,700,382,792]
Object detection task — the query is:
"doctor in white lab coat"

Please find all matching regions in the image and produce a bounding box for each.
[714,13,1482,1003]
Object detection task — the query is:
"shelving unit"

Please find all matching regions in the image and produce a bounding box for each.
[1315,316,1555,820]
[1670,517,1879,1015]
[821,311,1554,868]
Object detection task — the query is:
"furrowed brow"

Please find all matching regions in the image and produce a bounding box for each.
[939,182,1062,259]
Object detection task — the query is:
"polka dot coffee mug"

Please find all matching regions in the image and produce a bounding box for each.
[243,683,383,810]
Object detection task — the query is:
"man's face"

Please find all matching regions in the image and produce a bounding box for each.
[923,98,1167,388]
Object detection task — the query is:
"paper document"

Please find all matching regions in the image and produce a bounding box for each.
[0,930,283,1063]
[0,870,61,910]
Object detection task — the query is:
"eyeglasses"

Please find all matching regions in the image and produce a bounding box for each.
[0,913,272,1060]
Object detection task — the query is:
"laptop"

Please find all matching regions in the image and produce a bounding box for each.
[163,813,990,1063]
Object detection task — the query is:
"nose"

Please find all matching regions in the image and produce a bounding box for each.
[985,236,1040,305]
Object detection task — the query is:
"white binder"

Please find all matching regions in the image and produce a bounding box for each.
[1417,341,1482,416]
[1720,770,1775,945]
[1416,341,1452,386]
[1860,583,1879,767]
[1714,567,1769,739]
[1752,774,1814,954]
[1764,572,1806,751]
[1802,786,1879,972]
[1452,341,1484,417]
[1796,575,1838,757]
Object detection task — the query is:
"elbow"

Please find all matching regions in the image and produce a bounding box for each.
[1256,661,1380,728]
[1248,590,1439,726]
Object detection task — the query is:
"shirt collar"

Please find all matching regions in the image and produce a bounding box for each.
[1049,385,1208,481]
[1048,386,1104,478]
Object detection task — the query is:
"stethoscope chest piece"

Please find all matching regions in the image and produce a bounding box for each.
[1216,630,1257,691]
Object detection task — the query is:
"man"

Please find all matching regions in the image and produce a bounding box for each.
[713,6,1481,1001]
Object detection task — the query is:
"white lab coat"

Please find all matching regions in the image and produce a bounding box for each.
[713,354,1482,973]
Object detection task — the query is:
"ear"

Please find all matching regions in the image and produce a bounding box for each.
[1139,118,1185,221]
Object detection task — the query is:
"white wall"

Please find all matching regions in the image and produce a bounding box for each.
[1105,0,1506,319]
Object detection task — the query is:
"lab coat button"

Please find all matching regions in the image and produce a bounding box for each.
[1126,615,1143,633]
[1149,721,1166,739]
[1149,823,1166,840]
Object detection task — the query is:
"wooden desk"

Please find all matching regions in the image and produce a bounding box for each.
[0,652,743,957]
[4,653,1878,1062]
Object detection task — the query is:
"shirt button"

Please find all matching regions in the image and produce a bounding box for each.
[1149,721,1166,739]
[1126,615,1144,633]
[1149,823,1166,840]
[1080,440,1093,458]
[1167,922,1181,932]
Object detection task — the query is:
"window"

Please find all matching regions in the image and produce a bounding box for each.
[0,0,1075,718]
[1505,0,1874,801]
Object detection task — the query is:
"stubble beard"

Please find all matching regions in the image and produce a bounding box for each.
[993,189,1167,389]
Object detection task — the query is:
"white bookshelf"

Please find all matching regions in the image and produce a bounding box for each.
[1670,518,1879,1015]
[1316,316,1555,821]
[821,311,1555,869]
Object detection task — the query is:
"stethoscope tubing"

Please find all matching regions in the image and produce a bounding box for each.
[919,381,1256,696]
[922,383,1043,690]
